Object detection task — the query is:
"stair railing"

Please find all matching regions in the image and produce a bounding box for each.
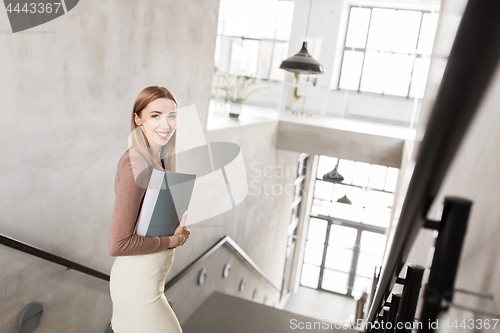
[0,234,280,292]
[365,1,500,331]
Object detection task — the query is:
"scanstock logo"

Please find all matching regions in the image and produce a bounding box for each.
[3,0,79,33]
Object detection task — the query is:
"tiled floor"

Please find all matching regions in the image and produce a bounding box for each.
[283,286,357,325]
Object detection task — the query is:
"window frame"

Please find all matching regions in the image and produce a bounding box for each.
[300,156,398,298]
[337,5,436,99]
[215,0,294,82]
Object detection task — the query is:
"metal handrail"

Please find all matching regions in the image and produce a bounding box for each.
[0,234,110,281]
[366,0,500,325]
[0,233,280,292]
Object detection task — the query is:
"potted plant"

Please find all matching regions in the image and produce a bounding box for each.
[218,74,270,117]
[291,72,301,113]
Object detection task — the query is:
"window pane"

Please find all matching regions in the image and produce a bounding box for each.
[269,42,289,81]
[365,190,394,212]
[409,57,431,98]
[328,224,358,248]
[322,269,349,294]
[219,0,279,38]
[214,36,222,70]
[384,168,399,192]
[352,162,371,187]
[366,8,396,51]
[330,202,363,222]
[360,231,387,256]
[307,218,328,243]
[332,184,347,202]
[218,0,251,36]
[311,199,331,216]
[360,51,389,94]
[383,54,414,97]
[217,0,294,82]
[304,240,324,266]
[357,253,383,277]
[368,165,387,190]
[256,40,273,79]
[338,159,354,184]
[325,246,353,272]
[316,156,339,179]
[391,10,422,53]
[275,1,294,40]
[229,39,260,76]
[353,275,372,295]
[345,8,371,48]
[217,36,235,73]
[362,208,391,227]
[301,263,320,288]
[339,51,364,90]
[417,13,439,55]
[314,180,334,201]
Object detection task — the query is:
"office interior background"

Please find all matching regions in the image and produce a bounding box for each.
[1,0,500,332]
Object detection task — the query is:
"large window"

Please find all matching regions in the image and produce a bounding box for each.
[337,6,439,98]
[215,0,294,81]
[300,156,399,297]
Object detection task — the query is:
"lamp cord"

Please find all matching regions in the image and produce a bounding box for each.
[305,0,312,38]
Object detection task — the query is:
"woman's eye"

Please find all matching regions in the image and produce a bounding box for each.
[152,115,159,119]
[169,115,176,119]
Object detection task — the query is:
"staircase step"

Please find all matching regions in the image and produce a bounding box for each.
[183,291,356,333]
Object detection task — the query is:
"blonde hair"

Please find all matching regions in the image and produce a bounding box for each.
[130,86,177,172]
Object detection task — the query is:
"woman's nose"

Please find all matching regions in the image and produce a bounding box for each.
[160,114,170,128]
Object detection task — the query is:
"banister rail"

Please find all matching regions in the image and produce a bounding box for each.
[0,233,280,292]
[0,234,110,281]
[366,0,500,326]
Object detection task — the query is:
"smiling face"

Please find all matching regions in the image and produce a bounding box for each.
[134,98,177,153]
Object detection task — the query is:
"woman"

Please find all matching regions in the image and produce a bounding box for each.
[108,86,191,333]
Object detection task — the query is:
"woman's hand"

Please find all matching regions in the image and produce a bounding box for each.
[173,211,191,246]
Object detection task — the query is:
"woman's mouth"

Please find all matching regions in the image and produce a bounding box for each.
[155,131,170,140]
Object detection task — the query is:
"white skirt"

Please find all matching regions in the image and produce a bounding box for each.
[109,248,182,333]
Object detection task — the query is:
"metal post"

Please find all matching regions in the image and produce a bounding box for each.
[369,266,380,312]
[395,264,425,333]
[377,314,384,333]
[385,293,401,333]
[419,197,472,332]
[382,307,390,333]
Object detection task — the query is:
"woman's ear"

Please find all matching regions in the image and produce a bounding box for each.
[134,112,142,126]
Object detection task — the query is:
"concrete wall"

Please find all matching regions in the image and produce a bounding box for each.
[166,120,299,324]
[0,0,404,330]
[0,0,219,331]
[276,121,405,168]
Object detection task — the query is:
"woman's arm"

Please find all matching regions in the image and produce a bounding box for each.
[108,153,179,256]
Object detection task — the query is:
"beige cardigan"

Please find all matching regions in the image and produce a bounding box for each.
[108,150,170,256]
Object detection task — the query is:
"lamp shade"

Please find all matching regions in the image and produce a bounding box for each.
[337,194,352,205]
[322,160,344,183]
[279,42,323,74]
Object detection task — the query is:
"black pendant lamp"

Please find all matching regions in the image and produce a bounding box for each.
[337,194,352,205]
[279,0,323,74]
[322,160,344,183]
